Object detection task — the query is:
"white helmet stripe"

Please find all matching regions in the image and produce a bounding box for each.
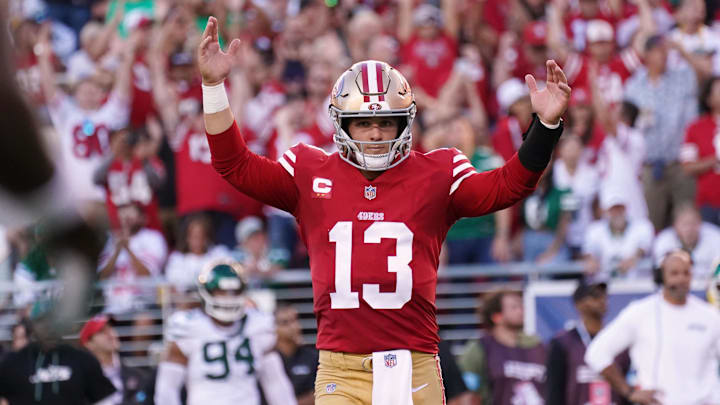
[367,61,379,102]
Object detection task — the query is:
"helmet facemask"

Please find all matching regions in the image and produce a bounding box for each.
[330,106,416,171]
[329,60,417,171]
[197,261,248,323]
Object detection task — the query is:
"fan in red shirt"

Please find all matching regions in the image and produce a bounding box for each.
[563,0,617,52]
[12,18,60,112]
[549,1,653,105]
[195,17,570,405]
[148,40,261,247]
[397,0,458,105]
[493,78,535,162]
[494,21,550,89]
[680,77,720,226]
[93,127,165,232]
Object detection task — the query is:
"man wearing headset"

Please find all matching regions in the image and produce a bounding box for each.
[585,250,720,405]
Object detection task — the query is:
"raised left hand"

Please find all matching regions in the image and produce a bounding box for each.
[525,60,571,125]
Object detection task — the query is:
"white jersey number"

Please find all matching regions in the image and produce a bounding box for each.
[329,221,413,310]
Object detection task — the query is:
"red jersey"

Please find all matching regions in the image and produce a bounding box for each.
[563,50,641,104]
[130,54,156,128]
[104,157,163,231]
[207,122,544,354]
[174,128,259,218]
[400,33,458,98]
[506,47,547,83]
[15,52,45,106]
[564,10,616,51]
[493,116,527,162]
[681,115,720,207]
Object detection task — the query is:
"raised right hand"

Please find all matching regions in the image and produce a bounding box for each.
[197,16,242,85]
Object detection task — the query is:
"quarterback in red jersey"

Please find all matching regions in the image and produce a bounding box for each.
[198,17,569,405]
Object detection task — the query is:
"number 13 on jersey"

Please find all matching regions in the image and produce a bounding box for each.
[329,221,413,310]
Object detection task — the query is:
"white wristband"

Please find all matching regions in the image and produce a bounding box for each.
[540,118,561,129]
[202,82,230,114]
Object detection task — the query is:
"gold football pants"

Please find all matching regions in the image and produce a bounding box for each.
[314,350,446,405]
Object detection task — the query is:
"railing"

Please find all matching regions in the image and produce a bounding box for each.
[0,261,591,367]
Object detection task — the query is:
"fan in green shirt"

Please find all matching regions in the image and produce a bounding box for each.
[522,168,577,264]
[446,146,512,264]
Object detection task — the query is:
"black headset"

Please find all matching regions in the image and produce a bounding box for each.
[653,249,693,286]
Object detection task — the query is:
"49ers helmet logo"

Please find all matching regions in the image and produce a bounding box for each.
[368,103,382,111]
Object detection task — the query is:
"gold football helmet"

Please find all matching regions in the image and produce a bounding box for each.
[329,60,416,171]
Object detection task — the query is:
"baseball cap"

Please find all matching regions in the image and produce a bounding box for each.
[125,10,154,32]
[600,189,628,211]
[572,281,607,302]
[586,19,614,43]
[79,315,113,345]
[523,21,547,47]
[497,78,529,112]
[235,216,264,244]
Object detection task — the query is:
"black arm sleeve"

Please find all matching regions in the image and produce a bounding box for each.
[438,340,468,401]
[545,337,568,405]
[517,114,564,173]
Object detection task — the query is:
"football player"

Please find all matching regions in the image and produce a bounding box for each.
[154,260,297,405]
[197,16,570,405]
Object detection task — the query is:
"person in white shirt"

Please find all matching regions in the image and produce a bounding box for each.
[585,250,720,405]
[668,0,720,79]
[653,203,720,281]
[583,191,655,280]
[37,22,135,210]
[98,203,168,314]
[554,135,599,255]
[166,214,232,293]
[155,260,297,405]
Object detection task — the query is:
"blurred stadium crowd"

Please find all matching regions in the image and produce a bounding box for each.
[2,0,720,402]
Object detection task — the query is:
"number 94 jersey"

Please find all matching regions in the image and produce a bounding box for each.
[165,308,275,405]
[276,143,537,354]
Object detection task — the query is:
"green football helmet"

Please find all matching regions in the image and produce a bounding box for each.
[197,260,248,322]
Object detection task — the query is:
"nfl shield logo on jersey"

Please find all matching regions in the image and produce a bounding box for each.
[384,354,397,368]
[364,185,377,200]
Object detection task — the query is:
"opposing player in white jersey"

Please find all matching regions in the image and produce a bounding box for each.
[155,260,297,405]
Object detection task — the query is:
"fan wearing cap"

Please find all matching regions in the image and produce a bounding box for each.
[493,22,550,89]
[155,260,296,405]
[80,315,153,405]
[492,78,535,162]
[548,0,655,106]
[546,281,630,405]
[232,216,278,284]
[585,250,720,405]
[582,190,654,280]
